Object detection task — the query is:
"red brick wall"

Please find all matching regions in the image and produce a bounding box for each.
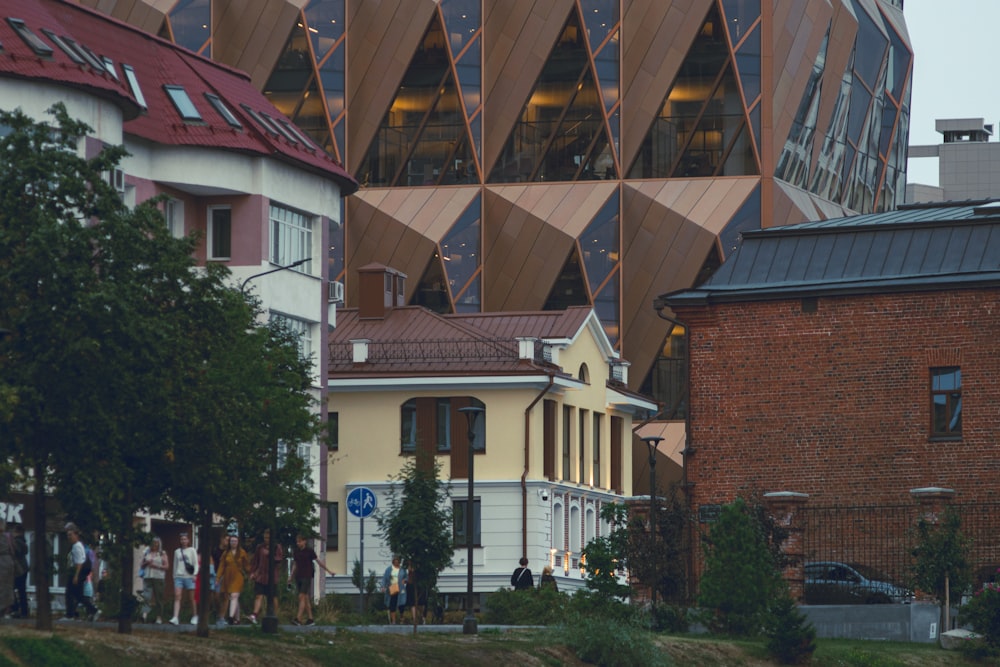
[673,287,1000,510]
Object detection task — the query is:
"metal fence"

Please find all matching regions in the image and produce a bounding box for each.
[799,502,1000,594]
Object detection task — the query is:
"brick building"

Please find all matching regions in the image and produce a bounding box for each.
[661,200,1000,582]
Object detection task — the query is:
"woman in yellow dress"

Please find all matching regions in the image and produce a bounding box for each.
[216,535,250,625]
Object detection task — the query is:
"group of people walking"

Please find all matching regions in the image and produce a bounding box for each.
[139,530,331,627]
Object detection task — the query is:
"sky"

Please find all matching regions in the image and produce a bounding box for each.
[904,0,1000,186]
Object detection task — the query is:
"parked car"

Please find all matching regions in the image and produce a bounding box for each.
[803,561,912,605]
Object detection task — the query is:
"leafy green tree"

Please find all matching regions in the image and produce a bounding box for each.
[697,498,784,636]
[582,503,631,599]
[160,294,321,636]
[376,450,453,620]
[0,104,156,630]
[911,507,972,633]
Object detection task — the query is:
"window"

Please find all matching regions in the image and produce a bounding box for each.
[325,502,338,550]
[436,398,451,451]
[401,399,417,453]
[593,413,602,487]
[121,64,147,109]
[453,498,481,547]
[327,412,339,452]
[562,405,571,480]
[204,93,242,129]
[270,313,313,365]
[269,204,312,271]
[207,206,231,259]
[578,409,587,483]
[931,367,962,437]
[41,29,85,64]
[400,397,484,455]
[7,18,53,57]
[164,199,183,238]
[164,85,202,121]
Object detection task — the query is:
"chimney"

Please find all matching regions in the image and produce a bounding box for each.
[358,263,407,319]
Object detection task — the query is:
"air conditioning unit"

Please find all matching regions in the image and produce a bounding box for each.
[328,280,345,304]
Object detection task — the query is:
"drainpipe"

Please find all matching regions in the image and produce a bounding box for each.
[652,296,693,600]
[522,374,555,559]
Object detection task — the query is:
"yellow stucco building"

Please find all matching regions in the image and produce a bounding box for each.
[325,264,655,598]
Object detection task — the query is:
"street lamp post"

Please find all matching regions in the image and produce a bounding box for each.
[640,436,664,606]
[239,257,308,634]
[458,405,484,635]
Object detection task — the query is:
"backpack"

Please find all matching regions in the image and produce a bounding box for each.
[78,545,94,580]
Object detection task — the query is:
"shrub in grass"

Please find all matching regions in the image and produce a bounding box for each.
[763,592,816,665]
[558,614,670,667]
[958,579,1000,659]
[483,586,569,625]
[650,604,690,633]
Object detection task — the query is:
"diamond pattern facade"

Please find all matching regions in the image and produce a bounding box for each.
[81,0,912,404]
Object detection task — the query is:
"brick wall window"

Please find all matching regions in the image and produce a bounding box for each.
[931,366,962,437]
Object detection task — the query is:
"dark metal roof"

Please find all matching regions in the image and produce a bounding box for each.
[664,201,1000,305]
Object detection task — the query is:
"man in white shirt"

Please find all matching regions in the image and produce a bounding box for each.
[60,523,98,621]
[170,532,199,625]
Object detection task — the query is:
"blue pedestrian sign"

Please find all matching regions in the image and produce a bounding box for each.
[347,486,377,518]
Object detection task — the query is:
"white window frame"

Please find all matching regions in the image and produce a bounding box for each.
[269,203,313,272]
[165,198,184,239]
[207,205,231,260]
[270,313,313,367]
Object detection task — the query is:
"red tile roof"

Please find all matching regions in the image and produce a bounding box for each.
[0,0,357,194]
[328,306,597,379]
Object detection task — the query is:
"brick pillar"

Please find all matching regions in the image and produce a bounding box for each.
[763,491,809,602]
[910,487,956,605]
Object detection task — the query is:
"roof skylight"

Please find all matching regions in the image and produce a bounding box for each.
[239,104,280,136]
[261,112,299,144]
[164,85,202,121]
[204,93,242,129]
[7,18,54,57]
[61,36,106,71]
[121,64,147,109]
[40,29,85,64]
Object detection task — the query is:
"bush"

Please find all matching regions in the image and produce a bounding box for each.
[483,587,569,625]
[959,580,1000,656]
[649,604,690,633]
[557,614,670,667]
[697,498,784,636]
[763,592,816,665]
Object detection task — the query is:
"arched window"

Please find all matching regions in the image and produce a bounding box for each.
[553,501,564,551]
[569,504,581,554]
[585,506,595,544]
[578,363,589,383]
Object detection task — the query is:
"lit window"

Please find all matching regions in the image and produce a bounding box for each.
[931,367,962,437]
[269,204,312,271]
[453,498,481,547]
[7,18,53,57]
[207,205,231,259]
[164,86,202,121]
[121,64,147,109]
[204,93,242,129]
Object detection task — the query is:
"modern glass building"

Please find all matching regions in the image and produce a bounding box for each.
[84,0,912,411]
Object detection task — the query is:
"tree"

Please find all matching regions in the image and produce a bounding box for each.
[911,507,972,634]
[0,104,320,635]
[375,450,453,627]
[581,503,631,599]
[625,484,690,605]
[0,104,171,629]
[697,498,784,636]
[159,293,321,636]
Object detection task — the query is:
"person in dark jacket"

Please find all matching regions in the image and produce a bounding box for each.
[510,557,533,590]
